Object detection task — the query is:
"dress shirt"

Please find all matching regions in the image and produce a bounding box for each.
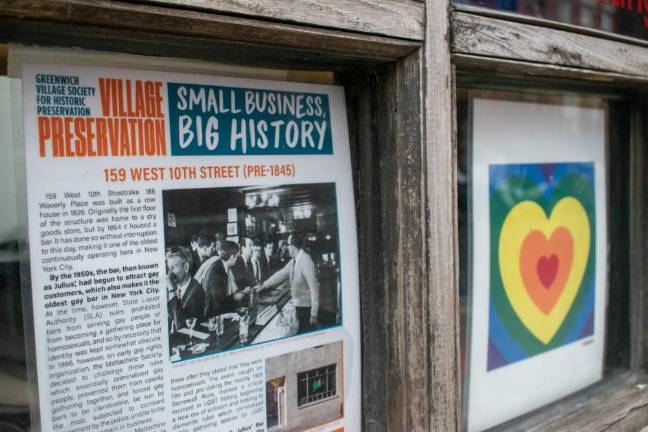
[176,277,191,301]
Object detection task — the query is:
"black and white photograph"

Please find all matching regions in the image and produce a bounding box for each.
[163,183,342,362]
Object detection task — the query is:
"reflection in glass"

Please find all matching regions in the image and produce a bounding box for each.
[0,74,30,431]
[454,0,648,41]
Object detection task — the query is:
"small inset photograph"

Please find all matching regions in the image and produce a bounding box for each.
[163,183,342,362]
[265,341,344,432]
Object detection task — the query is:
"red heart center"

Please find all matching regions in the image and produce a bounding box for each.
[519,227,573,315]
[537,254,559,289]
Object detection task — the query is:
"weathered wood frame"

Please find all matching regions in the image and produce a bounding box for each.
[0,1,460,432]
[3,0,646,430]
[452,4,648,431]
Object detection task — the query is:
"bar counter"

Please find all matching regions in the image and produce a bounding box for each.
[169,282,295,362]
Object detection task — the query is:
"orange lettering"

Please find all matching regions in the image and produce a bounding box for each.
[95,118,107,156]
[155,119,167,155]
[74,118,87,157]
[126,79,135,117]
[110,79,119,117]
[107,118,119,156]
[145,81,155,117]
[51,117,64,157]
[144,119,155,155]
[64,117,74,157]
[117,80,127,117]
[98,78,111,116]
[137,118,146,155]
[38,116,51,157]
[128,118,138,155]
[119,118,130,155]
[135,81,145,117]
[155,82,164,118]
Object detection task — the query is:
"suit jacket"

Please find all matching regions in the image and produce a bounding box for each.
[168,278,204,329]
[190,249,202,276]
[262,254,282,279]
[264,250,319,317]
[194,255,219,292]
[232,256,255,290]
[202,259,237,318]
[250,258,265,284]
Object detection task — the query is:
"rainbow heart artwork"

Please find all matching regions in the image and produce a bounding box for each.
[487,163,596,371]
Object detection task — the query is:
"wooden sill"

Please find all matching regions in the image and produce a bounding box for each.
[494,371,648,431]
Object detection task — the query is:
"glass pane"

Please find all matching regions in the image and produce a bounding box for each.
[0,69,30,431]
[454,0,648,41]
[458,89,610,431]
[297,374,308,403]
[296,364,337,406]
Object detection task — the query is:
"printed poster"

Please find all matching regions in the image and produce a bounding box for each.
[19,53,360,432]
[466,98,607,431]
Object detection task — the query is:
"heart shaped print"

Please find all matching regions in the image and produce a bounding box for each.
[499,197,589,344]
[537,255,558,289]
[519,227,574,315]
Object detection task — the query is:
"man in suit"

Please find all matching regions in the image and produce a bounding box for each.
[213,232,225,258]
[196,232,216,264]
[232,236,255,292]
[203,241,243,317]
[166,247,205,331]
[255,232,319,333]
[189,234,201,276]
[251,240,268,283]
[263,240,282,278]
[277,239,291,266]
[193,232,218,291]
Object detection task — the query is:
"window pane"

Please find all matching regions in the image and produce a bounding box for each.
[453,0,648,41]
[297,364,337,406]
[297,375,308,404]
[0,72,30,432]
[458,89,610,431]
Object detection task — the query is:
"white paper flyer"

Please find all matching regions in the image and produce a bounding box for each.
[21,60,360,432]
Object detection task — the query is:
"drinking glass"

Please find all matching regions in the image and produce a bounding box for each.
[239,313,250,344]
[215,316,224,337]
[185,317,197,345]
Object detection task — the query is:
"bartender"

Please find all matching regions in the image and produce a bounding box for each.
[255,232,319,333]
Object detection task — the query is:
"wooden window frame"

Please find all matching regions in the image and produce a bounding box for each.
[451,3,648,431]
[3,0,646,431]
[0,1,458,431]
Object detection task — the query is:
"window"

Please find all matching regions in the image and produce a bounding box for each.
[297,364,337,406]
[579,1,595,28]
[453,0,648,41]
[558,2,572,22]
[0,54,29,432]
[457,87,632,430]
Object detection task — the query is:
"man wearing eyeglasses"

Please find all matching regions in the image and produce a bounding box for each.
[166,246,204,331]
[255,232,319,333]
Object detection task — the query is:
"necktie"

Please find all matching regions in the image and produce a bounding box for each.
[227,270,237,295]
